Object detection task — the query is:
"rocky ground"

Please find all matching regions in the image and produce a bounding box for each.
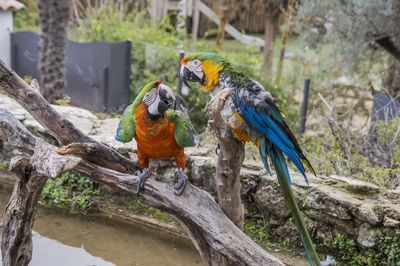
[1,94,399,260]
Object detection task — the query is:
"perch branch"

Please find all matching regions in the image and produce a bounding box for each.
[206,88,245,229]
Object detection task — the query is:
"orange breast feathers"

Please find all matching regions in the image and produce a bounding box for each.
[134,102,186,169]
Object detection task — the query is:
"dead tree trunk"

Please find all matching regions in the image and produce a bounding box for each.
[0,111,42,266]
[207,89,245,229]
[206,89,245,266]
[263,11,280,77]
[37,0,71,103]
[0,61,285,266]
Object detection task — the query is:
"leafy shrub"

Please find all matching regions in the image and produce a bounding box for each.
[243,220,270,245]
[333,232,400,266]
[41,171,99,212]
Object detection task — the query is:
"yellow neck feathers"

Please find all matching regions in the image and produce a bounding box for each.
[201,60,223,92]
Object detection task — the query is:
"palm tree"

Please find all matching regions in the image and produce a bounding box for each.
[37,0,71,103]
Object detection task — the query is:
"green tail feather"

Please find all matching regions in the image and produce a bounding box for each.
[267,146,321,266]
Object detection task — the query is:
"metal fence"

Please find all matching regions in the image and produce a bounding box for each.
[11,31,131,113]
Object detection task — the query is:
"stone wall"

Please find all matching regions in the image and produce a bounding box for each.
[1,94,399,253]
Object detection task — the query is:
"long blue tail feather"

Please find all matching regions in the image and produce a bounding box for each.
[264,143,320,266]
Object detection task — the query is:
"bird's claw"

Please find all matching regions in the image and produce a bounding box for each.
[174,168,188,196]
[215,142,220,156]
[135,168,150,195]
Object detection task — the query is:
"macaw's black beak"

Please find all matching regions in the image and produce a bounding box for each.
[180,65,205,88]
[158,89,175,114]
[180,65,192,89]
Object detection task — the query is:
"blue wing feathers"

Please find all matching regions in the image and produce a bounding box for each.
[236,99,309,183]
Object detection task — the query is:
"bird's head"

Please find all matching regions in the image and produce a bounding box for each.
[180,53,229,93]
[136,80,176,120]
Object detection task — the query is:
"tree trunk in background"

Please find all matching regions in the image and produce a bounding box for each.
[216,6,228,48]
[275,0,293,84]
[37,0,71,103]
[384,58,400,98]
[263,11,280,77]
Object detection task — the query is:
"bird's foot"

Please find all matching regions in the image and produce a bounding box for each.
[174,168,188,196]
[135,168,150,195]
[215,142,220,155]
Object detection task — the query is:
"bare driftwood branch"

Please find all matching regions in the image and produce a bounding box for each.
[0,61,284,266]
[207,89,245,229]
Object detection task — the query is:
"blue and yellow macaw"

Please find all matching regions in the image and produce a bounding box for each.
[180,53,320,265]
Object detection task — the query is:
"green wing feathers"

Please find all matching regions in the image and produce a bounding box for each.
[115,104,136,143]
[167,110,196,148]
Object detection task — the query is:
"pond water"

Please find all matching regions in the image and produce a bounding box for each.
[0,185,204,266]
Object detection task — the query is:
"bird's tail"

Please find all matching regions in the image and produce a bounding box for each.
[259,141,320,266]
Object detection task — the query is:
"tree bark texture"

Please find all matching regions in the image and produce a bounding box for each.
[275,0,293,84]
[0,61,285,266]
[263,11,280,77]
[206,89,245,266]
[37,0,71,103]
[207,89,245,229]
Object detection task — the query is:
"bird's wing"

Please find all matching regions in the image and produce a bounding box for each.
[167,110,196,148]
[115,104,136,143]
[233,95,315,183]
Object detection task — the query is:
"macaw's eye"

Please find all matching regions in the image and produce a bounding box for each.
[193,60,200,66]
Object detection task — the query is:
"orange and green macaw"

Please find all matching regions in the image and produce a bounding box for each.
[180,53,320,265]
[115,80,195,195]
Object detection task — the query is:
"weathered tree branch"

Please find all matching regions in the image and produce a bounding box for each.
[206,89,245,229]
[0,61,285,266]
[0,113,78,266]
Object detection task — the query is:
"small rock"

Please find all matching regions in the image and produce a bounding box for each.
[321,255,336,266]
[275,219,298,240]
[189,156,215,190]
[329,175,380,195]
[255,181,290,218]
[306,187,352,220]
[383,217,400,227]
[387,188,400,200]
[353,204,380,225]
[357,223,380,248]
[240,168,262,196]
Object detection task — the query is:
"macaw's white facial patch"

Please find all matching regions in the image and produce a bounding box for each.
[184,59,204,81]
[143,87,161,116]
